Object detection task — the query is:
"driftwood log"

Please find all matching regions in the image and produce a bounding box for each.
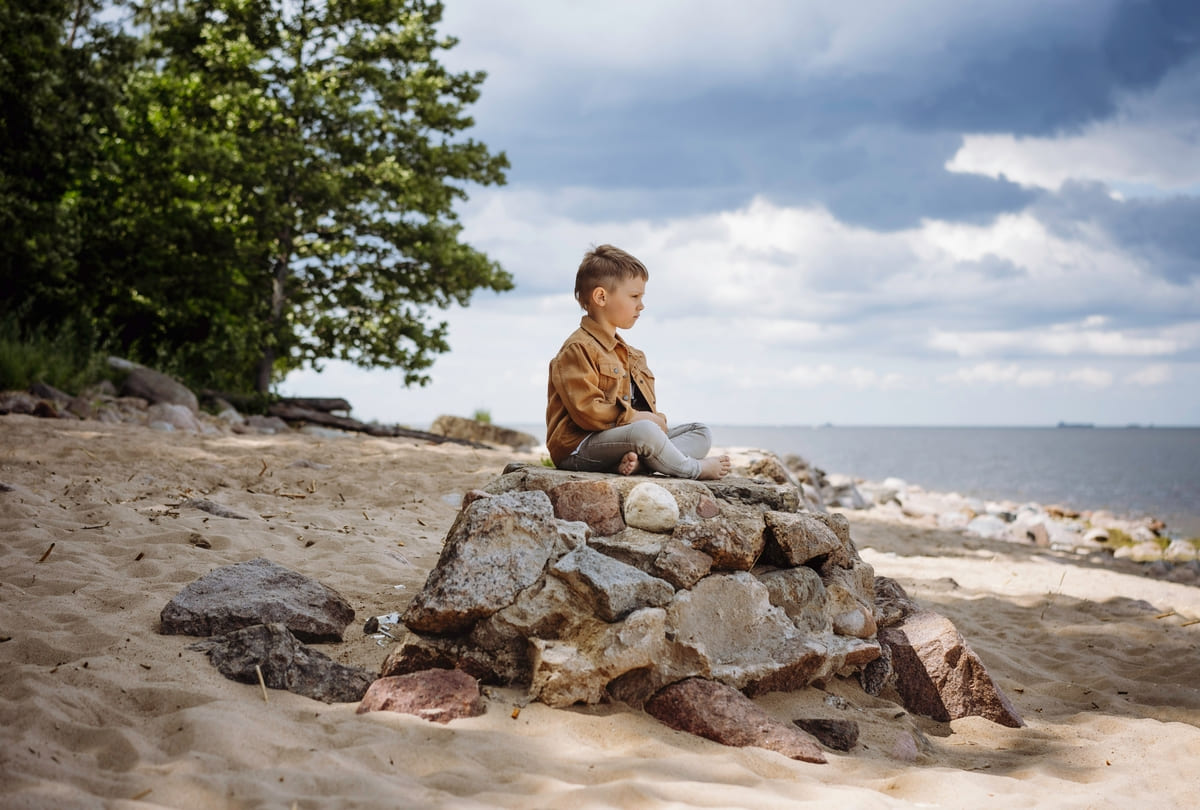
[200,391,351,414]
[278,397,352,414]
[267,403,489,447]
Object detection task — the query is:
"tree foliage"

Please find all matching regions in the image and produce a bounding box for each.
[1,0,510,395]
[0,0,133,341]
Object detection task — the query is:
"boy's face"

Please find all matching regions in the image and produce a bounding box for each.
[592,277,646,332]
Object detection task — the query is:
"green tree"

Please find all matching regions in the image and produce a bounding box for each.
[0,0,133,338]
[123,0,512,393]
[74,5,272,391]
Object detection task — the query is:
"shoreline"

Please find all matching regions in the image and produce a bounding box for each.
[703,424,1200,541]
[503,422,1200,538]
[717,445,1200,589]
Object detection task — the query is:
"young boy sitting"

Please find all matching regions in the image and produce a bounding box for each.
[546,244,731,480]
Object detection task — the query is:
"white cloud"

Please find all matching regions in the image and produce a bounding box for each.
[442,0,1115,110]
[946,56,1200,195]
[928,318,1186,358]
[1125,364,1172,386]
[942,363,1116,389]
[946,129,1200,194]
[776,364,907,390]
[942,363,1057,387]
[1064,367,1114,388]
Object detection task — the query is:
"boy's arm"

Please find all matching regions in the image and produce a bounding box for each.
[550,343,627,431]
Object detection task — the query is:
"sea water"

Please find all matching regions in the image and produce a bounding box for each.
[710,426,1200,538]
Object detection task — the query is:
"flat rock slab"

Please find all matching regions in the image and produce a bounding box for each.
[645,677,826,763]
[357,668,486,723]
[193,623,373,704]
[489,466,800,517]
[160,557,355,642]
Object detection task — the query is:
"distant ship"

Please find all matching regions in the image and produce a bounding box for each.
[1056,421,1095,428]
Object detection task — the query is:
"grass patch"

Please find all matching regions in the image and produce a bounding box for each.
[0,314,111,394]
[472,408,492,424]
[1104,527,1134,547]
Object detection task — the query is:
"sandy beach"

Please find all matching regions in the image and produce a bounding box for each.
[2,414,1200,809]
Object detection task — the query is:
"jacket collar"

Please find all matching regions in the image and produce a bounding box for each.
[579,315,624,352]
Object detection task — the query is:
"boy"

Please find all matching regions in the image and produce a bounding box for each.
[546,244,731,480]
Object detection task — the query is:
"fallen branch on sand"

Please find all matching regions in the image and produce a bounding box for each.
[266,403,489,447]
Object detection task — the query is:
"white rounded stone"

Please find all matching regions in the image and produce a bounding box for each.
[1163,540,1198,562]
[623,482,680,533]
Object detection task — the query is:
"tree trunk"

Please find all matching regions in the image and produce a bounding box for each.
[255,239,293,393]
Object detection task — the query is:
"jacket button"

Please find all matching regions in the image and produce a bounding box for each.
[623,395,629,400]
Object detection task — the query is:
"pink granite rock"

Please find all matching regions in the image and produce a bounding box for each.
[548,480,625,536]
[878,610,1024,728]
[645,678,826,763]
[356,668,485,723]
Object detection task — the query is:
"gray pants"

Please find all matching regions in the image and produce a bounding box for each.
[557,421,713,479]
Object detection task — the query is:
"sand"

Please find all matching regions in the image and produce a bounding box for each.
[2,414,1199,809]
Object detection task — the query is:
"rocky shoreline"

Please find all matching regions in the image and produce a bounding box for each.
[724,448,1200,588]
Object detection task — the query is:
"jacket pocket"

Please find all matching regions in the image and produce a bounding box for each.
[597,370,623,403]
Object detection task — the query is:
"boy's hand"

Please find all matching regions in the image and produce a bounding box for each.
[632,411,668,432]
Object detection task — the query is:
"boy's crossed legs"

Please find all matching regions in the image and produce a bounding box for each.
[558,421,731,480]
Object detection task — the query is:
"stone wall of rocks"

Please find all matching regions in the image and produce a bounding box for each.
[383,465,884,708]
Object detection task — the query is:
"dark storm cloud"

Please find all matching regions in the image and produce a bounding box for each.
[467,0,1197,230]
[1034,182,1200,289]
[503,94,1036,230]
[899,0,1200,134]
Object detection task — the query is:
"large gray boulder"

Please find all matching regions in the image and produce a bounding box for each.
[160,557,354,642]
[551,546,675,622]
[110,358,199,413]
[401,490,563,634]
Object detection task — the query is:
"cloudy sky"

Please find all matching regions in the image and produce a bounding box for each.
[282,0,1200,429]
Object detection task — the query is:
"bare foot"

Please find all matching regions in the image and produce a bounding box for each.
[617,451,642,476]
[697,454,731,480]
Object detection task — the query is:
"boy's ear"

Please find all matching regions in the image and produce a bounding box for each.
[590,286,607,308]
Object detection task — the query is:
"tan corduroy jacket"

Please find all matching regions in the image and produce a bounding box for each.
[545,315,660,466]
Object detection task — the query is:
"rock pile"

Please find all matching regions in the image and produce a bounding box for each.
[382,464,1020,732]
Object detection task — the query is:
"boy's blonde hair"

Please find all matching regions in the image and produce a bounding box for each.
[575,244,649,311]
